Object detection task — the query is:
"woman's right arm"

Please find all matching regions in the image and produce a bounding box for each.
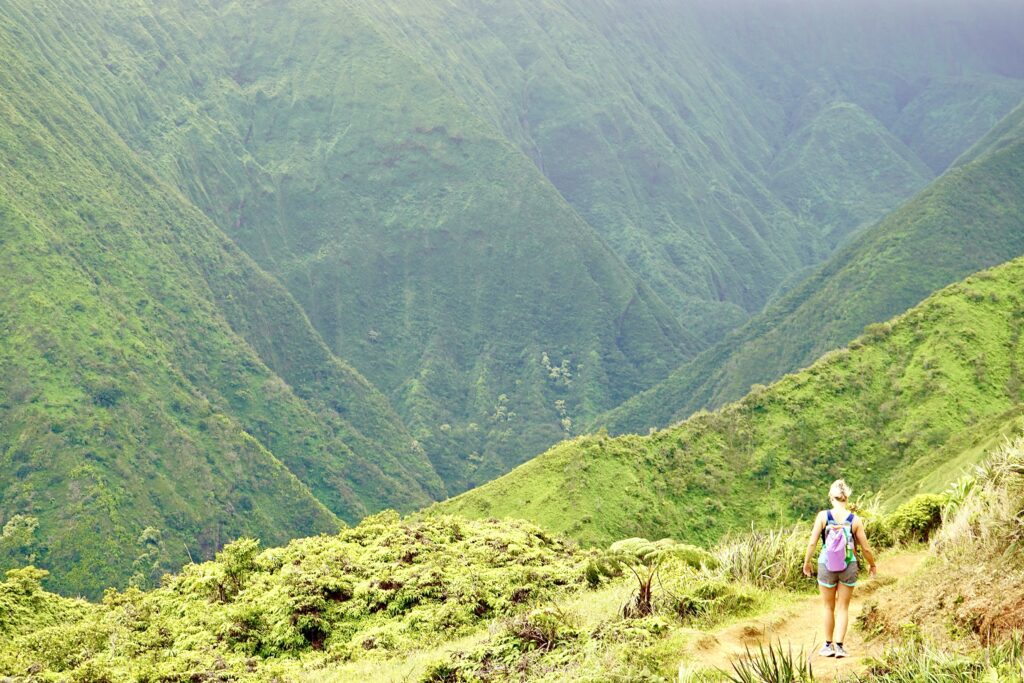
[802,512,825,577]
[854,519,878,577]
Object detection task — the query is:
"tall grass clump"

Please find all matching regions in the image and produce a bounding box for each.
[714,525,808,591]
[934,436,1024,558]
[723,642,814,683]
[851,632,1024,682]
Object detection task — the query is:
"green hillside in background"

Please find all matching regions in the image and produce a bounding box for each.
[601,104,1024,436]
[439,255,1024,547]
[347,0,1024,332]
[3,0,1021,495]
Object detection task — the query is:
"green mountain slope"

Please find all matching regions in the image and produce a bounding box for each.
[438,255,1024,547]
[0,0,698,491]
[2,0,1023,595]
[602,111,1024,435]
[893,77,1024,173]
[951,99,1024,168]
[767,100,933,248]
[0,14,445,595]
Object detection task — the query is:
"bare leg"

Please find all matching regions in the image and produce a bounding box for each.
[818,583,837,642]
[834,583,855,643]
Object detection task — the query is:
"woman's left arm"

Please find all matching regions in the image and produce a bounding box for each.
[802,512,825,577]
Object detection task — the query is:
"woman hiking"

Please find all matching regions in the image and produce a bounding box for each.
[801,479,877,658]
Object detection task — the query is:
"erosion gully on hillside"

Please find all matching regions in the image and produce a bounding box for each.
[679,549,929,681]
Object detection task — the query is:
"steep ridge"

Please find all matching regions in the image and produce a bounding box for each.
[951,99,1024,167]
[0,0,698,492]
[0,12,444,595]
[438,255,1024,547]
[601,108,1024,435]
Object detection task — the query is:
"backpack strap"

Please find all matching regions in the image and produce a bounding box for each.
[845,512,854,524]
[820,509,834,547]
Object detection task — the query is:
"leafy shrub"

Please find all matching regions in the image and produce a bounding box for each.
[864,515,895,550]
[851,632,1024,682]
[584,553,622,588]
[420,660,465,682]
[672,579,756,624]
[499,607,579,653]
[3,566,48,595]
[936,437,1024,559]
[609,538,712,617]
[882,494,947,545]
[89,384,124,408]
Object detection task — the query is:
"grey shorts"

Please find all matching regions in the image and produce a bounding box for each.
[817,561,858,588]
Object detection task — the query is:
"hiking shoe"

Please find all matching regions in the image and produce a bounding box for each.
[818,642,834,657]
[833,643,848,658]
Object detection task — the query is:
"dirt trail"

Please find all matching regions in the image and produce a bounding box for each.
[679,550,928,681]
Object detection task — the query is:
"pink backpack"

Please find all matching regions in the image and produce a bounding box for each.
[823,510,855,571]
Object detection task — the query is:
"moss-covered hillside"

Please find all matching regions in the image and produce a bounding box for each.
[439,256,1024,547]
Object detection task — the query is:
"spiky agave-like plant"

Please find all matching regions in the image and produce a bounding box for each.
[724,641,813,683]
[608,537,705,617]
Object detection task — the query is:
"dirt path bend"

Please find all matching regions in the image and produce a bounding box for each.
[679,549,929,682]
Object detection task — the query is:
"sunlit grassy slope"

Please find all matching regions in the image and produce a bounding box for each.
[439,256,1024,547]
[602,109,1024,436]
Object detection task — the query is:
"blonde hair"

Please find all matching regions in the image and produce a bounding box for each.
[829,479,852,502]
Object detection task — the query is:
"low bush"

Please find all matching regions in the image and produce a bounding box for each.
[882,494,947,546]
[723,641,814,683]
[671,578,756,624]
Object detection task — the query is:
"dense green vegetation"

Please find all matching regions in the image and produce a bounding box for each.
[0,515,595,681]
[0,484,985,681]
[354,0,1024,318]
[0,511,793,681]
[602,109,1024,436]
[440,255,1024,547]
[0,0,700,497]
[4,252,1024,679]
